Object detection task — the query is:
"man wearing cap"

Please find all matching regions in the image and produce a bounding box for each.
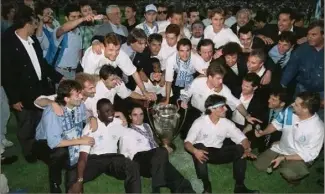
[136,4,159,37]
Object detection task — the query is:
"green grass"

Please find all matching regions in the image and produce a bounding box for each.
[3,113,324,193]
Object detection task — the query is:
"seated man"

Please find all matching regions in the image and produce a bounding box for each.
[119,105,194,193]
[254,92,324,184]
[184,94,258,193]
[34,80,96,193]
[68,98,141,193]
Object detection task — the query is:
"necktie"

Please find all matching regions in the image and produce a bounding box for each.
[71,110,75,123]
[276,53,287,68]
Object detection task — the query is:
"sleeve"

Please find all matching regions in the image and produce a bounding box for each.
[117,51,137,76]
[53,27,64,46]
[116,82,132,99]
[271,110,285,131]
[184,119,201,144]
[228,30,243,47]
[42,107,63,149]
[79,124,93,154]
[80,103,88,121]
[226,121,247,144]
[34,94,57,109]
[280,48,300,87]
[223,86,241,111]
[164,58,175,82]
[37,33,50,52]
[192,54,208,74]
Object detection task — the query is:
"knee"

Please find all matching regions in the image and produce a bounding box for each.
[125,160,140,175]
[235,145,245,157]
[155,147,169,160]
[279,167,309,181]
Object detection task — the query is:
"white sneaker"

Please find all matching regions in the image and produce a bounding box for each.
[2,139,13,148]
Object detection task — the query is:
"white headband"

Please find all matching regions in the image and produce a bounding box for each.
[207,102,225,110]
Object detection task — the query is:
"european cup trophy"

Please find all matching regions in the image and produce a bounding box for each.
[147,103,187,151]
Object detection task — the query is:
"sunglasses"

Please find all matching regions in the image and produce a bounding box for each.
[158,11,167,14]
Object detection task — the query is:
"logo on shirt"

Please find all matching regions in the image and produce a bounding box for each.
[298,135,306,143]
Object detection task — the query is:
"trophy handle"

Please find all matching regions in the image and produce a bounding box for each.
[146,100,161,140]
[173,99,188,140]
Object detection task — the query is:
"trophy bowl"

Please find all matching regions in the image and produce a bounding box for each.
[147,103,187,151]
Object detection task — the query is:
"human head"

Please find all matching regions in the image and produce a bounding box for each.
[55,80,83,107]
[197,39,214,62]
[151,57,161,73]
[238,25,254,49]
[247,49,265,73]
[124,4,137,20]
[182,10,188,26]
[268,87,288,109]
[99,65,120,89]
[187,6,200,25]
[79,0,93,17]
[106,5,121,25]
[293,92,321,116]
[1,2,16,21]
[277,31,296,55]
[165,24,180,47]
[191,20,204,38]
[294,13,304,28]
[222,42,242,67]
[206,60,227,88]
[167,9,183,26]
[103,33,121,61]
[307,20,324,48]
[177,38,192,61]
[277,8,295,32]
[241,73,260,95]
[254,10,268,29]
[75,73,96,99]
[13,5,38,36]
[35,3,53,24]
[204,94,228,118]
[211,8,225,32]
[236,8,251,27]
[157,3,168,21]
[129,105,145,125]
[127,28,147,53]
[148,33,162,56]
[97,98,115,123]
[144,4,157,23]
[206,6,214,18]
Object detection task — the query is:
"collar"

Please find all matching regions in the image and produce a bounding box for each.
[109,21,120,28]
[133,124,144,129]
[65,106,76,112]
[256,66,266,77]
[15,31,34,44]
[279,26,294,34]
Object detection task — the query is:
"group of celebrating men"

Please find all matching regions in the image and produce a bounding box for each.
[1,0,324,193]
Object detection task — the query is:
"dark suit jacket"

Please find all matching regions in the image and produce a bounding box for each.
[231,21,255,35]
[1,26,63,109]
[246,91,268,123]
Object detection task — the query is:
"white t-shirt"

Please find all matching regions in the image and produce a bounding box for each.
[271,113,324,162]
[232,94,253,125]
[157,20,191,39]
[185,115,246,148]
[81,46,136,76]
[164,52,208,83]
[180,77,241,112]
[134,79,172,97]
[204,25,242,49]
[157,39,177,70]
[80,118,127,155]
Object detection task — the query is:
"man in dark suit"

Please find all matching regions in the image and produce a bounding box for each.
[1,6,63,163]
[230,8,254,35]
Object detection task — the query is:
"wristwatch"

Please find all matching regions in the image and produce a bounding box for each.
[77,177,84,183]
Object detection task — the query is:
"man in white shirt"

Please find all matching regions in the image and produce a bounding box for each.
[68,98,141,193]
[184,94,258,193]
[254,92,324,184]
[190,21,204,52]
[163,38,208,104]
[197,39,215,66]
[119,105,194,193]
[82,33,157,101]
[135,4,159,36]
[186,7,200,31]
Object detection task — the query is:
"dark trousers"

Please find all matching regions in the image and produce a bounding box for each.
[133,147,194,193]
[34,140,71,193]
[67,153,141,193]
[14,109,42,156]
[192,143,246,192]
[180,106,201,140]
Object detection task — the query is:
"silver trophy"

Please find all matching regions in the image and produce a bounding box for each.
[147,103,187,151]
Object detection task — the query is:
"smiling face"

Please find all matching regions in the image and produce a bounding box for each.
[199,44,213,62]
[277,13,294,32]
[98,102,115,124]
[178,45,191,61]
[149,40,162,56]
[104,43,120,61]
[130,107,144,125]
[131,39,147,53]
[211,13,224,32]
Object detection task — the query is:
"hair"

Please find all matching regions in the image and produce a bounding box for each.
[278,31,296,45]
[75,73,96,89]
[254,10,269,23]
[249,49,266,62]
[64,3,80,17]
[165,24,180,36]
[157,3,167,9]
[97,98,113,111]
[150,57,161,66]
[103,33,121,46]
[177,38,192,50]
[191,20,205,30]
[243,73,260,87]
[55,80,82,106]
[204,94,227,115]
[128,104,144,116]
[295,13,304,22]
[238,25,253,35]
[167,8,182,19]
[211,7,225,18]
[2,2,16,20]
[296,92,321,114]
[79,0,91,8]
[35,2,51,17]
[187,6,198,17]
[207,60,227,77]
[125,4,137,12]
[278,8,295,20]
[13,5,35,29]
[197,39,214,52]
[127,28,147,45]
[270,87,288,105]
[106,5,119,15]
[99,65,119,80]
[222,42,242,56]
[307,20,324,35]
[148,33,163,43]
[236,8,252,20]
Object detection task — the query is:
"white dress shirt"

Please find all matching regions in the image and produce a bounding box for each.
[180,77,241,112]
[232,94,253,125]
[271,113,324,162]
[157,39,177,70]
[204,25,242,49]
[134,79,172,97]
[81,46,136,76]
[15,32,42,80]
[185,115,246,148]
[80,118,127,155]
[255,66,266,77]
[230,64,239,75]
